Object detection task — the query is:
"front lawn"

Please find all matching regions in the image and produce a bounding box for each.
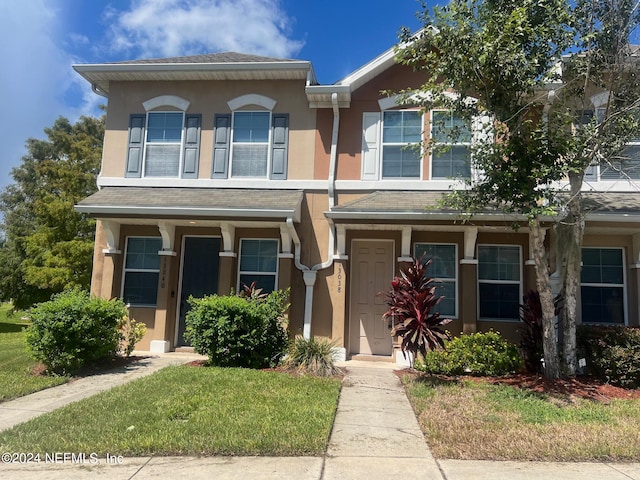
[403,374,640,461]
[0,365,342,456]
[0,305,67,402]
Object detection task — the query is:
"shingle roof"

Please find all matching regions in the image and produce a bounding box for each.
[327,190,640,221]
[110,52,299,65]
[76,187,303,221]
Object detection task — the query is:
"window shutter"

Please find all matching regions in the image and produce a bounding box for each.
[125,114,145,178]
[182,114,201,179]
[362,112,380,180]
[270,114,289,179]
[212,114,231,178]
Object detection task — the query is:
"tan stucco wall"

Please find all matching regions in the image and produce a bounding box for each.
[101,80,317,180]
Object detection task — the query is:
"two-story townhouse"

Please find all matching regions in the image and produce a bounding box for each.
[75,45,640,362]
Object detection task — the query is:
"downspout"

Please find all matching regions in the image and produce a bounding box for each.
[287,92,340,339]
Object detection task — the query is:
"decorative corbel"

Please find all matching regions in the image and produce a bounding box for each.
[335,224,348,260]
[397,226,413,263]
[460,226,478,264]
[157,221,177,256]
[220,222,237,258]
[101,221,121,255]
[279,224,293,259]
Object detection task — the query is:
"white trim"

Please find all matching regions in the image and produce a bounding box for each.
[143,95,190,111]
[121,236,163,308]
[97,176,326,190]
[580,246,628,325]
[414,242,459,319]
[237,238,280,293]
[227,94,276,111]
[230,111,272,179]
[142,111,185,178]
[477,244,523,322]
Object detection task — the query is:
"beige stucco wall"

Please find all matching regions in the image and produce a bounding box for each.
[101,80,317,180]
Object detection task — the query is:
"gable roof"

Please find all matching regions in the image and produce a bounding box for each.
[73,52,316,96]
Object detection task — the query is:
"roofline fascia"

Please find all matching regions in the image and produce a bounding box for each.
[72,61,313,75]
[75,205,301,222]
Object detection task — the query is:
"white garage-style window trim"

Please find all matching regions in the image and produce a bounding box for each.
[238,239,279,293]
[581,247,626,324]
[477,244,522,321]
[414,243,458,318]
[125,96,201,179]
[121,237,162,307]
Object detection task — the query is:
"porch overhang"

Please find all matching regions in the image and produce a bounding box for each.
[75,187,304,223]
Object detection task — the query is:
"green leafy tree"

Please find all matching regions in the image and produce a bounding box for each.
[0,115,104,309]
[397,0,640,378]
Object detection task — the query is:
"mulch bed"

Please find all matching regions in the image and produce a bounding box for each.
[400,369,640,403]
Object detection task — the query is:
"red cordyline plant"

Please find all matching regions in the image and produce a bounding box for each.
[382,255,452,366]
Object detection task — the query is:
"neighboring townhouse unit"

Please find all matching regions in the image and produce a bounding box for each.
[74,46,640,362]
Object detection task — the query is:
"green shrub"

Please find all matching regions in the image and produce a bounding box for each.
[283,336,343,377]
[26,290,127,375]
[418,331,522,376]
[118,312,147,357]
[184,289,289,368]
[577,325,640,388]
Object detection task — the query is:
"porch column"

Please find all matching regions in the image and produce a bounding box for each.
[331,259,348,359]
[151,251,176,353]
[630,233,640,326]
[525,228,547,292]
[94,220,121,299]
[218,223,237,295]
[460,227,478,334]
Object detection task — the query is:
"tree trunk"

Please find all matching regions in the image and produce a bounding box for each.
[530,217,561,379]
[558,172,584,377]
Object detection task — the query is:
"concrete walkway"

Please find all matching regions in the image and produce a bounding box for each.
[1,358,640,479]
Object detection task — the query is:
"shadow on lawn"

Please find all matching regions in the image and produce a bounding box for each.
[0,322,29,334]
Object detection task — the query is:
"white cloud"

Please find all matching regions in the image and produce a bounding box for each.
[106,0,305,59]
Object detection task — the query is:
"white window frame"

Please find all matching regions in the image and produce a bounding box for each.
[580,247,627,325]
[414,242,458,318]
[121,236,162,307]
[381,109,424,179]
[430,109,472,180]
[141,111,185,178]
[477,244,522,322]
[237,238,280,293]
[230,110,273,178]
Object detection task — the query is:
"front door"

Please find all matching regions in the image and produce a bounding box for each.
[177,237,220,346]
[349,240,394,356]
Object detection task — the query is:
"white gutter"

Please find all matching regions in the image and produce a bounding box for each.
[286,92,341,339]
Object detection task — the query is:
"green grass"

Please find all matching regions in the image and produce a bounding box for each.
[0,365,342,456]
[403,374,640,461]
[0,304,68,402]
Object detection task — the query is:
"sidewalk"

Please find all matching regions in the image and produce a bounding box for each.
[1,358,639,479]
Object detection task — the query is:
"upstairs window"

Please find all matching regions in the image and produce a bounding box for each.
[231,112,271,177]
[144,112,183,176]
[125,108,201,179]
[600,143,640,180]
[431,110,471,179]
[382,111,422,178]
[212,110,289,180]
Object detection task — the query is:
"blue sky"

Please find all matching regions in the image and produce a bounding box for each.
[0,0,425,192]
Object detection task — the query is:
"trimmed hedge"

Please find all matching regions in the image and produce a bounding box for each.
[418,331,523,376]
[577,325,640,389]
[184,289,289,368]
[26,290,127,375]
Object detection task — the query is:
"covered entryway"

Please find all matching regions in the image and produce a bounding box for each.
[176,236,220,346]
[349,240,394,356]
